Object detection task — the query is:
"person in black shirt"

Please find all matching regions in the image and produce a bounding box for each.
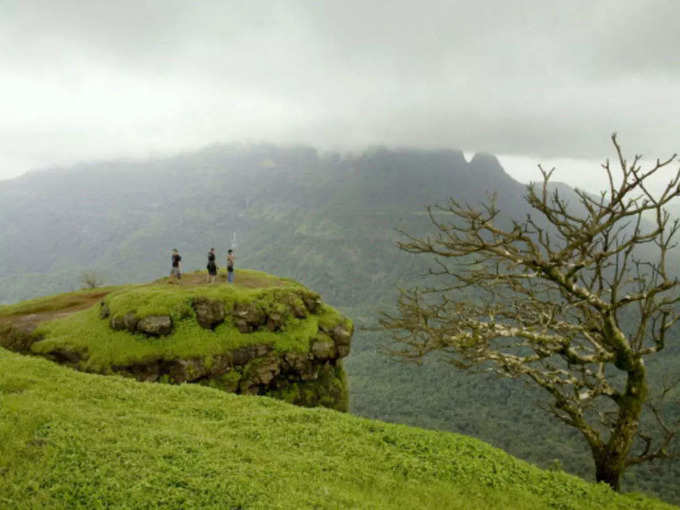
[170,249,182,282]
[206,248,218,283]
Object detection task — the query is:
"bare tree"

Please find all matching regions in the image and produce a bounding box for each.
[381,135,680,491]
[79,270,104,289]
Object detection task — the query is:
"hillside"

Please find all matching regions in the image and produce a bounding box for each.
[0,348,674,510]
[1,144,678,502]
[0,270,352,411]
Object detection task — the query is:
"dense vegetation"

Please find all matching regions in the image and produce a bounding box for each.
[1,144,678,502]
[1,348,674,509]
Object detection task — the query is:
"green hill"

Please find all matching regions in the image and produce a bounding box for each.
[0,348,674,510]
[0,270,352,411]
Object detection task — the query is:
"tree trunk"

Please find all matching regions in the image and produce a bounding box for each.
[591,358,648,492]
[594,451,624,491]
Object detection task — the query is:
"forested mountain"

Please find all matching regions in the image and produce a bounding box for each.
[0,144,525,305]
[1,144,678,502]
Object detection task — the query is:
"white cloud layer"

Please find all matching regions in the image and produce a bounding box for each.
[1,0,679,192]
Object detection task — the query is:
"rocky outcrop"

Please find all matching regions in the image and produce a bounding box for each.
[192,297,225,329]
[110,318,353,412]
[324,323,352,358]
[1,280,353,412]
[98,287,353,410]
[46,347,87,365]
[137,316,173,336]
[0,321,42,353]
[117,348,350,410]
[110,312,173,336]
[311,336,336,360]
[232,302,266,333]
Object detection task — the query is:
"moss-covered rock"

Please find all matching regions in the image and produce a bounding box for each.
[0,322,41,353]
[198,368,241,392]
[136,315,172,336]
[270,363,349,412]
[232,301,267,333]
[241,354,281,393]
[311,335,337,360]
[191,297,225,329]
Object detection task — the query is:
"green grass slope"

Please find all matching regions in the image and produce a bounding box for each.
[1,349,674,510]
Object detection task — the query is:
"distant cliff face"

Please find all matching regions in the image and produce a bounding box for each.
[0,144,528,305]
[0,270,353,411]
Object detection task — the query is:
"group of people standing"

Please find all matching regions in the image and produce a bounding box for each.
[170,248,235,283]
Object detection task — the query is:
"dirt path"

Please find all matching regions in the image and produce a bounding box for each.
[0,290,111,334]
[159,270,289,289]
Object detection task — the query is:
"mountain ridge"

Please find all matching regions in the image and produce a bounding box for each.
[0,143,527,305]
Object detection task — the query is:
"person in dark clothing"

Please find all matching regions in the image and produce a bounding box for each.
[170,249,182,282]
[206,248,218,283]
[226,249,235,283]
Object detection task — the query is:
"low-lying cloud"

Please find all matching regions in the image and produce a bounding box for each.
[1,0,678,183]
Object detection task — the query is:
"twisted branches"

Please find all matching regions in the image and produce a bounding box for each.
[382,134,680,481]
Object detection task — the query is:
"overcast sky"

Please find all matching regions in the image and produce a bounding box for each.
[1,0,679,192]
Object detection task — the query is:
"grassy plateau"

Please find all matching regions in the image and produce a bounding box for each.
[1,269,349,373]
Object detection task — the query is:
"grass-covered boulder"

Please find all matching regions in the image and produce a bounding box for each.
[0,269,352,411]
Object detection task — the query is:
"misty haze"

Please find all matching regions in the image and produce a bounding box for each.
[1,2,679,509]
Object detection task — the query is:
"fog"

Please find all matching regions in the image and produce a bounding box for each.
[1,0,678,192]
